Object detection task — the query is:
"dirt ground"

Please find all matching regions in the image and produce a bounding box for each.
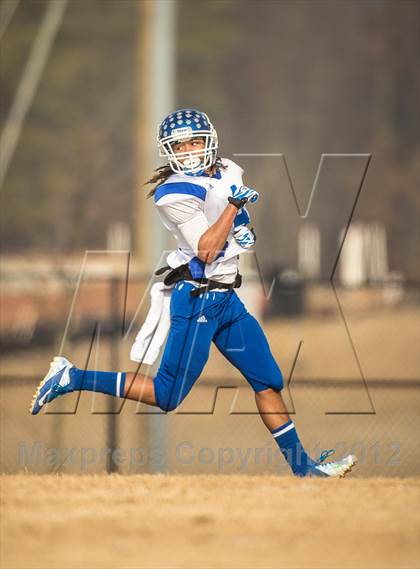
[1,475,419,569]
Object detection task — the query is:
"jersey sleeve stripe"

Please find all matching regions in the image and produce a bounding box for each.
[154,182,207,204]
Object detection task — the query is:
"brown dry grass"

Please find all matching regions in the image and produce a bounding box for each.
[1,475,419,569]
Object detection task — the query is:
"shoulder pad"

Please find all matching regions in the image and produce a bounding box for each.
[221,158,244,175]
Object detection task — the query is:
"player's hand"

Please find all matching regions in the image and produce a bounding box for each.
[228,185,259,209]
[233,225,256,249]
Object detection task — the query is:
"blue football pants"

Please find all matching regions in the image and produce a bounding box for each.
[154,281,284,412]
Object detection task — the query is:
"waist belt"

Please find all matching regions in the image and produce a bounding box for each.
[155,263,242,297]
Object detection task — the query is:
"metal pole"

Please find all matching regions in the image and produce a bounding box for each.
[107,276,120,473]
[136,0,175,270]
[136,0,176,473]
[150,0,176,265]
[136,0,154,272]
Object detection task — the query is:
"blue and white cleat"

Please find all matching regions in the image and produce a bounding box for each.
[305,450,358,478]
[30,356,74,415]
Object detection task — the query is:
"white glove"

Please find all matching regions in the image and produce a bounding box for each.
[229,184,259,208]
[233,225,256,249]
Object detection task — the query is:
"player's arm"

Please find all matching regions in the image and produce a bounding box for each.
[196,185,259,263]
[163,200,237,264]
[196,203,237,263]
[157,185,259,264]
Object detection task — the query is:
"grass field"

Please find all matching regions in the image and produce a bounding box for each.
[1,475,419,569]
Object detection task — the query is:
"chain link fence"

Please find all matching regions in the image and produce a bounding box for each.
[1,268,419,477]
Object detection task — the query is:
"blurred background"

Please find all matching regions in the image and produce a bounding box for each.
[1,0,418,476]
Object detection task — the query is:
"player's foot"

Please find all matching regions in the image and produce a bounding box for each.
[305,449,357,478]
[30,356,75,415]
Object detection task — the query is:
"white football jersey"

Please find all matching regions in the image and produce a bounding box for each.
[153,158,250,284]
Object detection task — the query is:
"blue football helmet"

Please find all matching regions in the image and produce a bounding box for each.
[157,108,218,175]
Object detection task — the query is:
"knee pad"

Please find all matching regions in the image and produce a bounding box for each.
[157,398,178,413]
[248,368,284,393]
[154,373,181,412]
[153,365,198,413]
[270,369,284,392]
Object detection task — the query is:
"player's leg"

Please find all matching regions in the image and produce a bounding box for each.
[145,305,217,412]
[29,355,154,415]
[90,298,217,410]
[29,327,210,415]
[213,310,315,475]
[30,282,216,415]
[122,295,307,444]
[122,371,156,405]
[254,387,289,430]
[213,297,357,477]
